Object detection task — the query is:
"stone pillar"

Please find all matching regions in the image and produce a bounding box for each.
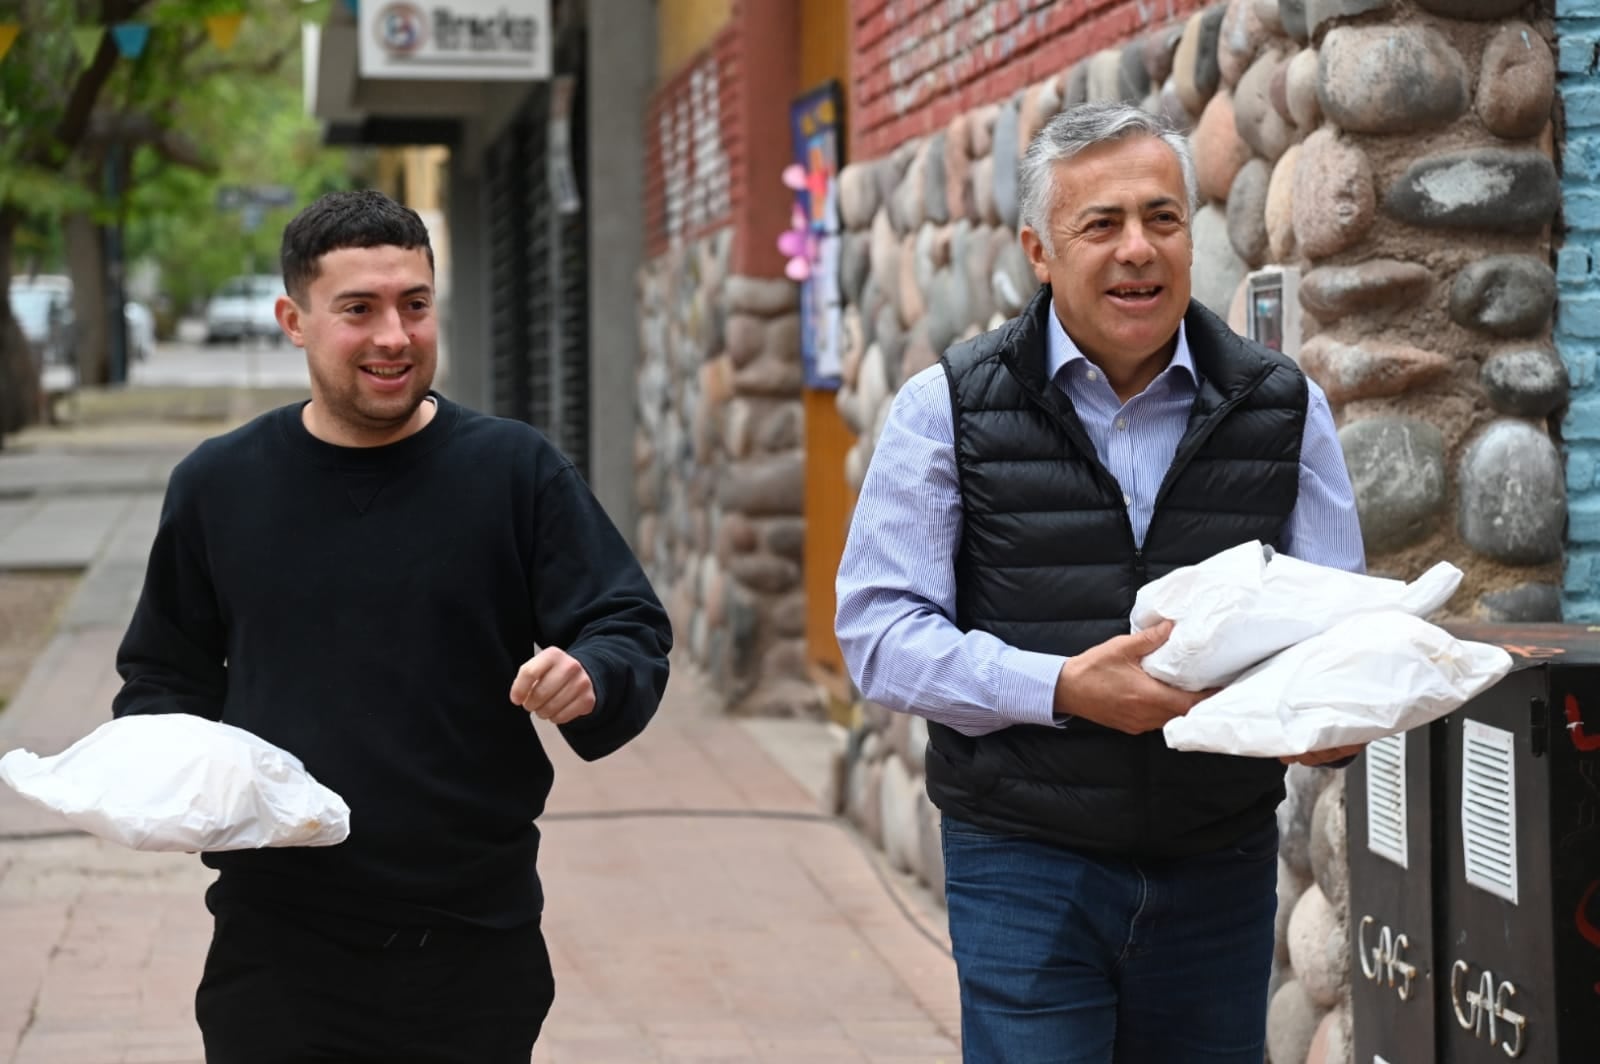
[635,4,812,714]
[636,231,733,686]
[635,232,815,713]
[1282,4,1560,621]
[1173,0,1565,632]
[717,275,813,713]
[1269,765,1353,1062]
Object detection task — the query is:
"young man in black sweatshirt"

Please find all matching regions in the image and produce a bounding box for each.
[112,190,673,1063]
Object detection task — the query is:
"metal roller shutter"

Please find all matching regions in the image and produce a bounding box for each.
[485,116,532,422]
[482,25,589,481]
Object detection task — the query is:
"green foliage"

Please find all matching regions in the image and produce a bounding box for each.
[0,0,125,212]
[2,0,362,304]
[125,17,364,310]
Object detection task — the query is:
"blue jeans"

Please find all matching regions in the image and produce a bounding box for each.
[941,816,1278,1064]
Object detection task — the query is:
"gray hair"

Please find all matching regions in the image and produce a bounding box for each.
[1018,103,1199,257]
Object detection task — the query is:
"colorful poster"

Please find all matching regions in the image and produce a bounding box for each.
[788,81,844,390]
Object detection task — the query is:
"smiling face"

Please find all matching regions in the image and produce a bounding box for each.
[1020,134,1194,390]
[275,245,437,447]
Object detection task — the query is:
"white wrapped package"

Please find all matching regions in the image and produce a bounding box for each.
[1163,611,1513,757]
[1132,541,1463,691]
[0,714,349,852]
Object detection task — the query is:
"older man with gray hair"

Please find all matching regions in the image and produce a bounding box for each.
[834,102,1366,1060]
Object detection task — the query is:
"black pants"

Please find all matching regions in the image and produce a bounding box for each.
[195,897,554,1064]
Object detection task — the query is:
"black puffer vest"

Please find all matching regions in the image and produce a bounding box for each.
[926,285,1308,858]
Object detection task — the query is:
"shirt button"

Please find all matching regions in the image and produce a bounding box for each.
[1086,370,1098,382]
[1115,417,1128,430]
[1123,493,1132,506]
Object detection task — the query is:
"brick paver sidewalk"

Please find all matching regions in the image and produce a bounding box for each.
[531,664,958,1063]
[0,600,958,1064]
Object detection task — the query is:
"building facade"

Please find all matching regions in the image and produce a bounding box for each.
[634,0,857,714]
[305,0,651,528]
[632,0,1588,1060]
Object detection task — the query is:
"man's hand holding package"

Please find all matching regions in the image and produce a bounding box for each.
[1054,621,1211,735]
[1281,744,1365,767]
[1052,623,1366,766]
[510,647,596,725]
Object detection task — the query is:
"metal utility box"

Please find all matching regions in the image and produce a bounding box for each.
[1243,265,1303,361]
[1348,624,1600,1063]
[1348,724,1439,1063]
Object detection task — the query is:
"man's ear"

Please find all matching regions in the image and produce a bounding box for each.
[275,295,305,348]
[1019,227,1051,285]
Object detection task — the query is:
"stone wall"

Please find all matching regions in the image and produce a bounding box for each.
[1288,2,1564,626]
[635,231,817,713]
[827,2,1566,1061]
[850,0,1212,158]
[1558,0,1600,619]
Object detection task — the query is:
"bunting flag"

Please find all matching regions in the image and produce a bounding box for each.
[204,12,244,52]
[110,22,150,59]
[70,26,102,65]
[0,14,250,66]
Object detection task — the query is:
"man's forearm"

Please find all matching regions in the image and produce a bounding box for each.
[840,598,1065,736]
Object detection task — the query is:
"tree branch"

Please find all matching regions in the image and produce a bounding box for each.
[86,112,216,173]
[188,40,300,81]
[39,0,155,162]
[181,28,210,62]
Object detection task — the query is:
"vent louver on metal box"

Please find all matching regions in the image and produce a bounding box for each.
[1461,720,1518,905]
[1365,734,1408,869]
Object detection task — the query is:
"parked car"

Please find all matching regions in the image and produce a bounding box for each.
[10,276,155,368]
[8,275,74,366]
[204,274,284,343]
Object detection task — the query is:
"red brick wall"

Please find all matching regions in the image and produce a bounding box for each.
[643,1,802,272]
[644,29,742,259]
[728,0,801,277]
[852,0,1210,161]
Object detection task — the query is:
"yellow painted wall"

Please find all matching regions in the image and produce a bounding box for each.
[373,147,447,212]
[657,0,733,82]
[798,0,855,706]
[799,0,850,115]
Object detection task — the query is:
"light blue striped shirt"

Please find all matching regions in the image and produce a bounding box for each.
[835,310,1366,737]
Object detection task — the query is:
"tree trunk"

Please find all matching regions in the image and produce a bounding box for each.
[65,211,111,388]
[0,208,43,436]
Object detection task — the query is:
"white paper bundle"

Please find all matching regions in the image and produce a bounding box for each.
[1133,541,1462,691]
[0,714,349,852]
[1162,612,1513,757]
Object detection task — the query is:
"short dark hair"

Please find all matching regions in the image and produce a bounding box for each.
[280,189,434,303]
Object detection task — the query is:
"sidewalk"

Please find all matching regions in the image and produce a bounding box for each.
[0,428,960,1064]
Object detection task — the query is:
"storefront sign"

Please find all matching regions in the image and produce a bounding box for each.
[359,0,550,81]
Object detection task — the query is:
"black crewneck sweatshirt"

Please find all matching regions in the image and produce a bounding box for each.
[112,394,672,928]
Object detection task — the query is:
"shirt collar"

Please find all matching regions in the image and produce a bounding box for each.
[1046,306,1196,389]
